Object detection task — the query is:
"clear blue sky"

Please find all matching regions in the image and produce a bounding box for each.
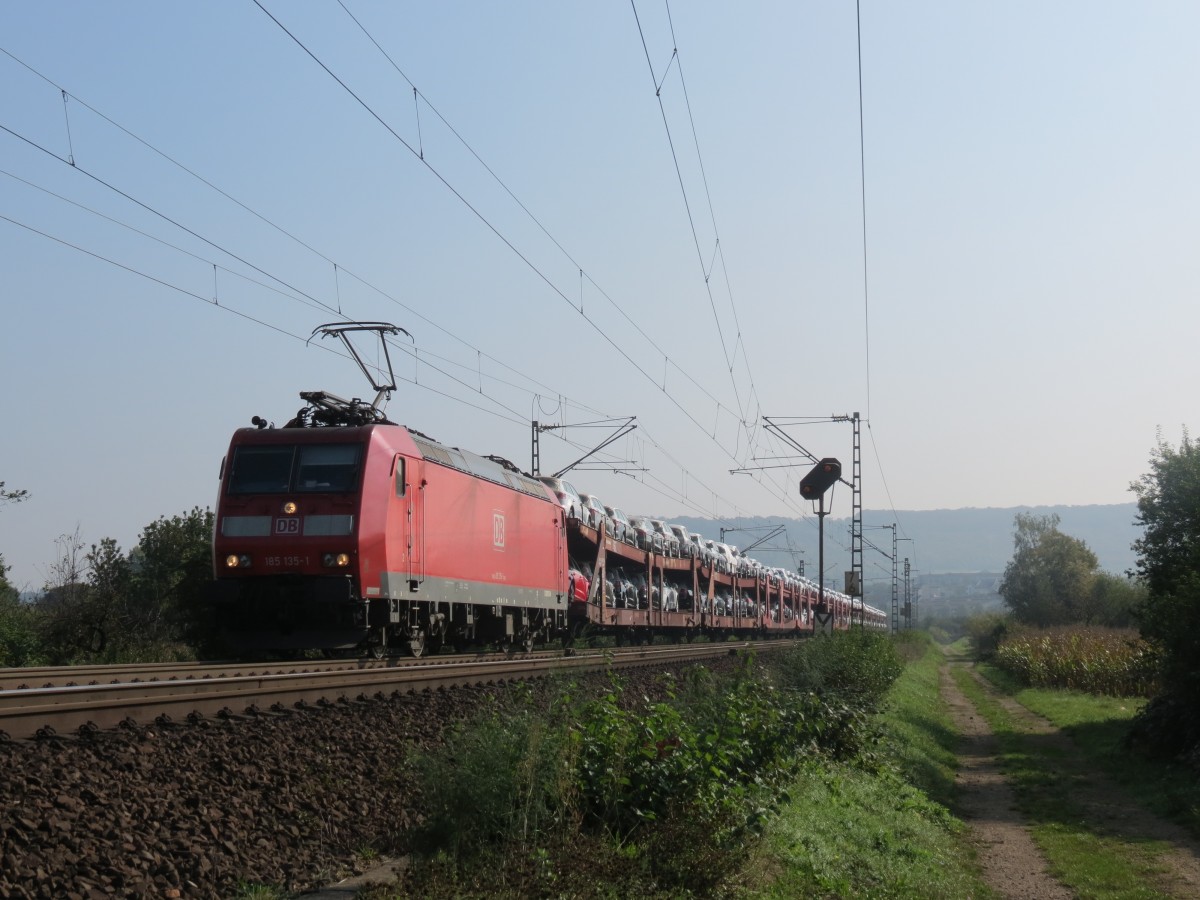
[2,2,1196,591]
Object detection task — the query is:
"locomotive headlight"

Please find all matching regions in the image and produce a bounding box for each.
[282,501,297,515]
[225,554,252,569]
[323,552,351,568]
[336,552,350,567]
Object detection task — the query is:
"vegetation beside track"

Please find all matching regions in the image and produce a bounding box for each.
[742,632,984,899]
[356,631,986,899]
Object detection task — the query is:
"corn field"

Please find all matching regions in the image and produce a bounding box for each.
[994,627,1160,697]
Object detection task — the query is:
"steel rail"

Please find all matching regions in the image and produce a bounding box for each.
[0,641,789,741]
[0,650,564,691]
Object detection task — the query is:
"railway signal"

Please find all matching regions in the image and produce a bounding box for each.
[800,458,841,499]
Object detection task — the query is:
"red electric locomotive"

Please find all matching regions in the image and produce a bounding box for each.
[211,409,570,656]
[211,324,573,656]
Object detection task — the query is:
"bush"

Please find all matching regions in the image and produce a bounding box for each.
[768,630,903,709]
[0,591,44,667]
[965,612,1010,660]
[1128,573,1200,767]
[413,691,577,858]
[407,644,908,893]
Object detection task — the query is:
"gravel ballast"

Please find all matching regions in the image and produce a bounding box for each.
[1,656,740,898]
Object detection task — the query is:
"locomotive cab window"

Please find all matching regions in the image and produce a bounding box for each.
[228,443,362,494]
[295,444,362,492]
[228,446,294,494]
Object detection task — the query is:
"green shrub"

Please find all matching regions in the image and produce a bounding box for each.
[768,630,903,709]
[0,591,44,667]
[406,646,908,894]
[413,695,577,857]
[965,611,1010,660]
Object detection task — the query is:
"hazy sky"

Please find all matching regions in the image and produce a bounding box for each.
[2,2,1196,591]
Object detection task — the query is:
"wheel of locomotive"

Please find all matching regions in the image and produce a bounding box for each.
[367,627,389,660]
[426,635,445,656]
[614,628,627,647]
[522,632,535,653]
[408,629,427,659]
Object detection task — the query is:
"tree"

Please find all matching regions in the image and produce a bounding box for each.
[1086,572,1144,628]
[31,508,216,662]
[0,552,14,602]
[0,482,42,665]
[999,513,1102,626]
[1127,431,1200,765]
[1130,430,1200,596]
[129,506,214,649]
[0,481,30,507]
[0,576,41,666]
[35,526,106,661]
[0,479,29,595]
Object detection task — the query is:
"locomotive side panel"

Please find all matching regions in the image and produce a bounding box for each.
[409,457,565,609]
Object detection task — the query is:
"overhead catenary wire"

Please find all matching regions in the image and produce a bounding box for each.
[252,2,814,517]
[629,0,753,445]
[856,0,872,424]
[0,121,344,320]
[2,114,782,529]
[2,13,861,533]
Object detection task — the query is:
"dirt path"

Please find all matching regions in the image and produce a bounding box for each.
[940,658,1200,899]
[939,663,1072,899]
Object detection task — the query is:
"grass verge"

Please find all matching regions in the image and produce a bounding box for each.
[743,635,988,899]
[952,665,1179,898]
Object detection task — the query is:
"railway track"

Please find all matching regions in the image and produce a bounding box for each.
[0,640,789,741]
[0,650,557,691]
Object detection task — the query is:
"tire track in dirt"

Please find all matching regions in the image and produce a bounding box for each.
[939,662,1072,899]
[958,664,1200,897]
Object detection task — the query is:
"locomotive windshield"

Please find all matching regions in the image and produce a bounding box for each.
[228,443,363,494]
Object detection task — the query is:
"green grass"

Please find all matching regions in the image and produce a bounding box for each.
[976,663,1200,839]
[230,884,286,900]
[749,763,981,899]
[943,636,972,660]
[883,635,962,809]
[745,637,988,899]
[952,666,1180,898]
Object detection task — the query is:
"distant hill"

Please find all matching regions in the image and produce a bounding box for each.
[664,503,1140,580]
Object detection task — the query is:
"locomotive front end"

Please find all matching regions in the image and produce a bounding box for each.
[212,427,370,650]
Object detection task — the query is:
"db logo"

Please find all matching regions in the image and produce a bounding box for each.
[493,511,506,549]
[274,517,300,535]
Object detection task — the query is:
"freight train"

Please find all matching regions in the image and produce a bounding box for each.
[210,324,887,656]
